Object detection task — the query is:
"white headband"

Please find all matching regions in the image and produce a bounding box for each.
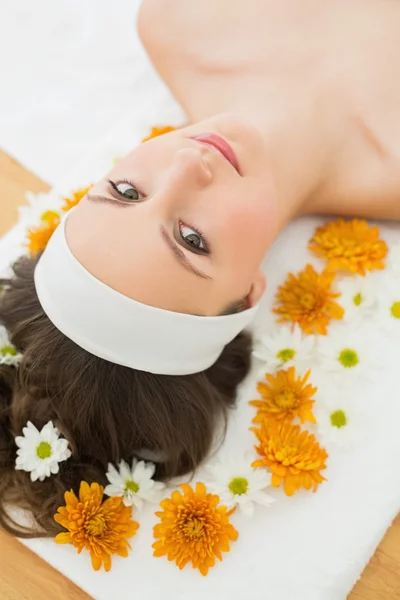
[33,209,258,375]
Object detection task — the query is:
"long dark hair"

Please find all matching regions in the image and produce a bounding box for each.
[0,254,252,538]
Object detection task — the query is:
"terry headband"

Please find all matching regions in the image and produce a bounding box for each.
[33,209,258,375]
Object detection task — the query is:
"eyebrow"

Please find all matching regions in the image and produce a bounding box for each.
[87,193,212,280]
[160,227,212,280]
[87,193,131,208]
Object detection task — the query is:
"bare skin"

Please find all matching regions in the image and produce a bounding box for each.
[139,0,400,224]
[66,0,400,315]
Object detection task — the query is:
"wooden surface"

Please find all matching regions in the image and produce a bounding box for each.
[0,532,92,600]
[0,151,399,599]
[0,151,49,236]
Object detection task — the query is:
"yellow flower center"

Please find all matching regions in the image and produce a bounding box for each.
[276,348,296,363]
[353,293,362,306]
[275,445,298,462]
[275,388,298,409]
[125,480,139,493]
[340,236,356,247]
[40,210,60,223]
[330,409,347,428]
[86,514,108,537]
[1,345,17,357]
[228,477,249,496]
[36,441,52,459]
[183,517,205,540]
[338,348,359,368]
[390,301,400,319]
[300,292,316,309]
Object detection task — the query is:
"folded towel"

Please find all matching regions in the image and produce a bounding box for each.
[1,2,400,598]
[1,211,400,599]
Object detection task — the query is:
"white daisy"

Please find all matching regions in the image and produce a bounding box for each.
[105,458,165,510]
[252,325,316,374]
[18,189,63,229]
[375,281,400,337]
[316,326,381,387]
[203,455,276,517]
[313,394,368,450]
[337,275,377,323]
[15,421,71,482]
[0,325,23,367]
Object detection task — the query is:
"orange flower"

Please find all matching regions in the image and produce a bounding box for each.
[25,211,60,255]
[61,185,93,212]
[251,421,328,496]
[142,125,177,142]
[153,482,238,576]
[273,264,344,335]
[309,218,388,275]
[250,367,317,425]
[54,481,139,572]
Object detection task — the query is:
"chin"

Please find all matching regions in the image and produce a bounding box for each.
[210,113,261,139]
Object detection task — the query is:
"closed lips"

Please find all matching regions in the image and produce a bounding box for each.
[190,134,241,174]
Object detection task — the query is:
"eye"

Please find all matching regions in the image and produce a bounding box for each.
[179,221,208,253]
[108,179,143,201]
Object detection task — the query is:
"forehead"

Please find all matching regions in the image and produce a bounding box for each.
[108,133,179,174]
[66,193,212,315]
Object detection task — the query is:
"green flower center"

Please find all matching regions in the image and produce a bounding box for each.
[330,409,347,428]
[125,480,139,494]
[276,348,296,363]
[390,302,400,319]
[40,210,59,223]
[36,441,52,459]
[353,293,362,306]
[338,348,359,368]
[228,477,249,496]
[1,345,17,357]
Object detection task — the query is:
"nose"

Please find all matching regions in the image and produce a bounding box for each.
[169,147,213,189]
[149,146,213,216]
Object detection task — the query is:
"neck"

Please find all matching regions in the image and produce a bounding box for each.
[247,95,337,234]
[187,76,341,239]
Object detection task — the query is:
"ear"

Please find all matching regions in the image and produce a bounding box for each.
[246,270,266,308]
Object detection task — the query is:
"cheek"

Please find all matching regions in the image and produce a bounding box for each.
[219,198,276,258]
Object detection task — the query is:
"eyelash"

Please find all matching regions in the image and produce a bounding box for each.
[179,221,211,255]
[107,178,211,255]
[108,178,144,200]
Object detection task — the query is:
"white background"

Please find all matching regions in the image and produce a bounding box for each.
[1,3,400,599]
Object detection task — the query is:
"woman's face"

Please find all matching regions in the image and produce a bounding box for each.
[66,113,278,316]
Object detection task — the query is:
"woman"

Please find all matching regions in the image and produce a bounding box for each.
[1,0,400,537]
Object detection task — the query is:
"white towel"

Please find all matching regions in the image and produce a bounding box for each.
[1,213,400,600]
[1,2,400,599]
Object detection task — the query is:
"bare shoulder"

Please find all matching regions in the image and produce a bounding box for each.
[137,0,185,80]
[136,0,161,48]
[137,0,183,51]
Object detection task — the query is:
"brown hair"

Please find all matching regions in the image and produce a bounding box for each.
[0,254,251,538]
